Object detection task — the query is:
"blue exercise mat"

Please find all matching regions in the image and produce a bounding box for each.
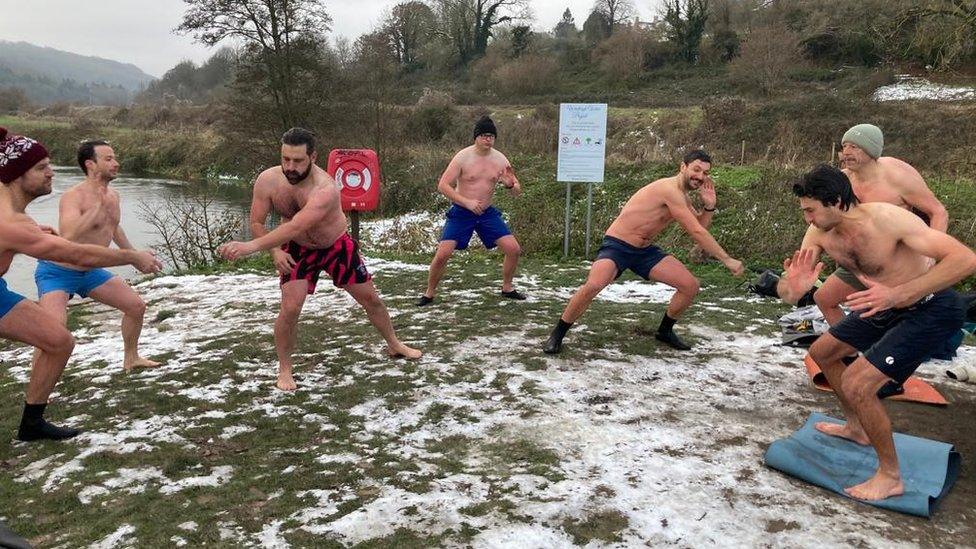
[0,519,31,549]
[764,412,960,517]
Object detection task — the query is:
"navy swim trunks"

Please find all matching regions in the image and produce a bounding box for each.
[829,288,965,383]
[595,235,670,280]
[440,204,512,250]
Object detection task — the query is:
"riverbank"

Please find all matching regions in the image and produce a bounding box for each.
[1,252,974,547]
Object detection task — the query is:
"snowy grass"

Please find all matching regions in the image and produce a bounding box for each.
[1,252,974,547]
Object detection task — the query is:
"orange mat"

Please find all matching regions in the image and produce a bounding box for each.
[803,354,947,406]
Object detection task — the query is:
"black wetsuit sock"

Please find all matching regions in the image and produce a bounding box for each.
[543,319,572,354]
[655,314,691,350]
[658,314,677,335]
[17,402,80,442]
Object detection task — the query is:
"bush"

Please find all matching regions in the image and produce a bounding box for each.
[407,88,458,142]
[729,25,804,95]
[490,55,559,98]
[593,29,651,85]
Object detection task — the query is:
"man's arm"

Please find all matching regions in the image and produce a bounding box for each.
[113,226,134,250]
[894,164,948,232]
[668,195,743,275]
[5,218,159,272]
[220,190,335,260]
[845,209,976,317]
[249,175,275,239]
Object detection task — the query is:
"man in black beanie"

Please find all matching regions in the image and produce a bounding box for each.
[416,115,525,305]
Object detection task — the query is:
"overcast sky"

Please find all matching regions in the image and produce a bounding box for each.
[0,0,663,77]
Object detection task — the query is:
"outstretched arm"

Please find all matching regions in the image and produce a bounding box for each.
[669,196,744,276]
[219,190,335,260]
[5,218,160,273]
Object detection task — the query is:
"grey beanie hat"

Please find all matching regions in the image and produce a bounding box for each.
[842,124,883,159]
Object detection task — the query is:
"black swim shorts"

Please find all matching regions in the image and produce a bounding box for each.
[595,235,670,280]
[828,289,965,383]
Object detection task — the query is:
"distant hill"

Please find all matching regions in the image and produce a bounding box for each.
[0,40,155,106]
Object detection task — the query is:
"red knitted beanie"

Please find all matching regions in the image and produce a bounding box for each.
[0,127,50,183]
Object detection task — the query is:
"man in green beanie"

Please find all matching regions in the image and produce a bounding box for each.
[816,123,948,327]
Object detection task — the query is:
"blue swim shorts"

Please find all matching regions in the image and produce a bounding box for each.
[35,260,114,299]
[0,278,26,319]
[440,204,512,250]
[594,235,670,280]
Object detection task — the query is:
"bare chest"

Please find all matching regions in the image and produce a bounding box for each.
[272,188,309,219]
[823,228,895,278]
[459,158,505,186]
[78,195,121,232]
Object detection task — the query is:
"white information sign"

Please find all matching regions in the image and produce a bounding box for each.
[557,103,608,183]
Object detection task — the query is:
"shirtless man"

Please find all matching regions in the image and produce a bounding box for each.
[815,124,948,326]
[543,150,745,354]
[32,140,160,372]
[416,115,524,305]
[218,128,421,391]
[0,127,161,441]
[778,164,975,500]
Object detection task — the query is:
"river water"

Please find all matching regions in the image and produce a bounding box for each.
[6,167,250,298]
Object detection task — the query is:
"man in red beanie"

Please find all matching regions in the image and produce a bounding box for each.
[0,127,162,441]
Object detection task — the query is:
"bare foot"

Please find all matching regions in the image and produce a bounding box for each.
[276,371,298,391]
[124,356,162,372]
[387,343,422,360]
[845,472,904,500]
[815,421,870,445]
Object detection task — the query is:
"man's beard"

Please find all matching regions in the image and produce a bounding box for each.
[283,164,312,184]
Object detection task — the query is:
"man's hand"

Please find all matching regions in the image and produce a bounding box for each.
[724,257,745,277]
[699,176,717,210]
[38,225,59,236]
[465,197,488,215]
[218,241,254,261]
[781,249,823,299]
[131,250,163,274]
[845,277,908,318]
[271,247,297,275]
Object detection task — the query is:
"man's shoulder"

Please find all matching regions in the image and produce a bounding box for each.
[878,156,923,182]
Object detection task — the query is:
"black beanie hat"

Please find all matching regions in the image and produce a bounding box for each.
[473,115,497,140]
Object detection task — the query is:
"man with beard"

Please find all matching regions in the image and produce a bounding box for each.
[0,127,161,441]
[219,128,421,391]
[778,164,975,500]
[543,150,745,354]
[32,140,161,372]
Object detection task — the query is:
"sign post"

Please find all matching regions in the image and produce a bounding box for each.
[557,103,607,258]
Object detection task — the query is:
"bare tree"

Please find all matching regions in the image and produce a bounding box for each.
[176,0,332,129]
[593,0,635,35]
[431,0,527,65]
[140,185,245,271]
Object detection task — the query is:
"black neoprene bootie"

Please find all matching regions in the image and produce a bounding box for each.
[655,330,692,351]
[17,403,80,442]
[543,319,572,354]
